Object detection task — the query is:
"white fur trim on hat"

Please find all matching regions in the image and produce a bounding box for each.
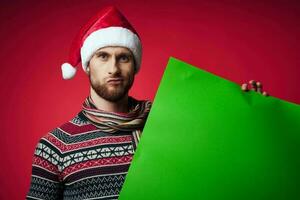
[80,26,142,73]
[61,63,77,79]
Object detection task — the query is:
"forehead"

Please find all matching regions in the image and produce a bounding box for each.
[96,46,132,55]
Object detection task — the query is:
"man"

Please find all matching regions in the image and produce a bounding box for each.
[27,5,268,200]
[27,6,151,200]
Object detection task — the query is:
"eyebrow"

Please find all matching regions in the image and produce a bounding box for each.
[117,52,132,57]
[95,50,109,55]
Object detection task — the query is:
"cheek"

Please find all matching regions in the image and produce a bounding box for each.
[89,64,106,81]
[121,64,135,77]
[122,70,134,81]
[124,71,135,84]
[90,69,105,84]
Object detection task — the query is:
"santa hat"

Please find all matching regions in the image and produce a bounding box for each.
[61,6,142,80]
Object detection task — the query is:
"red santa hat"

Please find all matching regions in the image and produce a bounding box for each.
[61,6,142,80]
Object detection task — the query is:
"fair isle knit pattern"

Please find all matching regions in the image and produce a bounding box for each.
[26,97,151,200]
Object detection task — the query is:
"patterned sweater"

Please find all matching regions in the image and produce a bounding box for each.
[26,111,143,200]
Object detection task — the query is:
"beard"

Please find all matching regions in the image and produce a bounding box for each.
[89,74,134,102]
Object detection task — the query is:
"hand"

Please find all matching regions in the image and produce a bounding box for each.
[241,80,269,96]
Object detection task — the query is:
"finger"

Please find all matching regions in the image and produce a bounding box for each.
[256,82,262,93]
[241,83,249,91]
[262,91,269,96]
[249,80,257,91]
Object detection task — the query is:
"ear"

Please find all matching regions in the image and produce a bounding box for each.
[86,66,90,75]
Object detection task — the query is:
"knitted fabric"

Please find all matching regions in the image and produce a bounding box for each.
[82,95,151,133]
[26,97,152,200]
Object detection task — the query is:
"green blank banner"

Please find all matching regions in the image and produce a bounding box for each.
[119,57,300,200]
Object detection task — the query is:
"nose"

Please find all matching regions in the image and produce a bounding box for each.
[107,56,120,75]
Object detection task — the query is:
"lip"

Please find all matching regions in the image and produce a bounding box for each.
[107,78,123,84]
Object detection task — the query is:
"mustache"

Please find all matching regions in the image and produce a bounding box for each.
[106,72,123,79]
[106,75,124,79]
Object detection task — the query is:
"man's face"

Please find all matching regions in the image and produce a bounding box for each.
[88,46,135,102]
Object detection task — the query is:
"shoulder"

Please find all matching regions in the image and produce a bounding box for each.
[49,111,98,136]
[37,112,98,153]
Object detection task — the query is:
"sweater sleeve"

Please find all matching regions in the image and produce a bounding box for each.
[26,136,64,200]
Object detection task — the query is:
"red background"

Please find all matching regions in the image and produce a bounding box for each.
[0,0,299,199]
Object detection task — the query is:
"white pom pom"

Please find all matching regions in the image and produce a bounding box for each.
[61,63,77,80]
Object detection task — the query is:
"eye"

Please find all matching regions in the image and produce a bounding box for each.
[119,55,130,63]
[97,53,108,61]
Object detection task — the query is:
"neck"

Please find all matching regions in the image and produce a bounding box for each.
[90,87,129,113]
